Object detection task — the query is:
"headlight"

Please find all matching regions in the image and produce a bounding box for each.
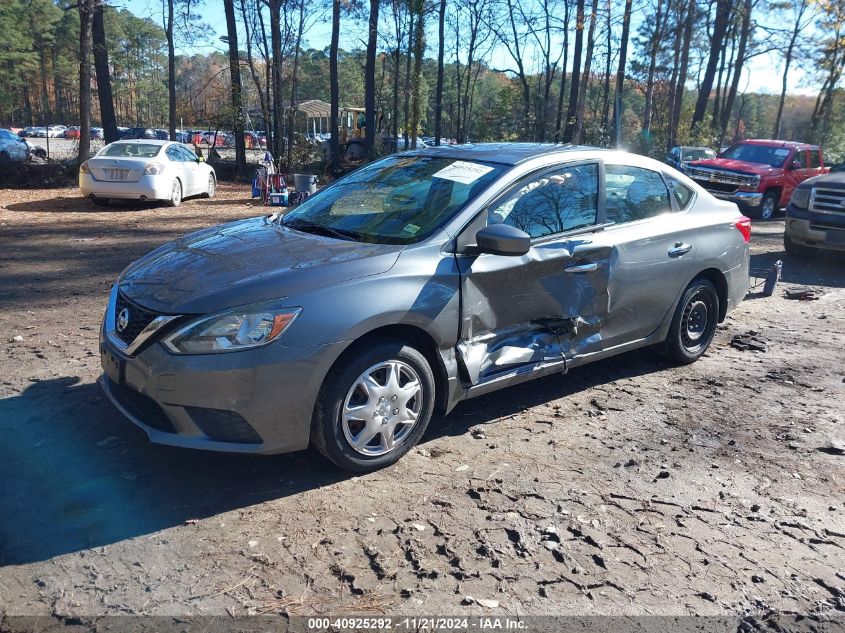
[790,187,810,209]
[144,162,165,175]
[79,161,90,174]
[163,303,301,354]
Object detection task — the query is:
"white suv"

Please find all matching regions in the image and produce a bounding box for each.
[0,129,29,161]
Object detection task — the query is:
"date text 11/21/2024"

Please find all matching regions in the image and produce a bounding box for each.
[305,617,528,630]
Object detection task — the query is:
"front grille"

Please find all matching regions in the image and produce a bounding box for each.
[185,406,263,444]
[810,188,845,216]
[115,292,160,347]
[686,166,757,189]
[107,378,176,433]
[693,180,739,194]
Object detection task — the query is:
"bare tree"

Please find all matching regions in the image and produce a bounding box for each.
[92,1,118,143]
[771,0,812,138]
[572,0,598,143]
[223,0,246,176]
[434,0,447,144]
[364,0,380,156]
[563,0,585,142]
[692,0,734,128]
[610,0,631,147]
[719,0,753,143]
[330,0,341,171]
[78,0,95,164]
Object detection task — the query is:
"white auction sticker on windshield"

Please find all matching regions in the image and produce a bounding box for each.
[432,160,495,184]
[774,149,790,157]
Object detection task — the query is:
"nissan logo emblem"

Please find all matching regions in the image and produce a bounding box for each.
[117,307,130,333]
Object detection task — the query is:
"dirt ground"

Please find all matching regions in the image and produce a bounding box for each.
[0,185,843,624]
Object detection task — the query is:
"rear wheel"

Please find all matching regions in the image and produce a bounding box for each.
[311,339,435,472]
[167,179,182,207]
[665,278,720,364]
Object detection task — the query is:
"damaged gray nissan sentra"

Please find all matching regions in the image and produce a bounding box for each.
[100,143,750,471]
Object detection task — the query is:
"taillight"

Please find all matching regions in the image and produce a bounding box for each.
[735,216,751,242]
[79,161,90,174]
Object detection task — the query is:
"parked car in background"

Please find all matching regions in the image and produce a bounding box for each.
[666,145,716,170]
[0,128,30,161]
[785,171,845,257]
[98,143,751,472]
[47,125,67,138]
[19,126,37,138]
[64,126,81,139]
[91,127,104,140]
[79,139,216,207]
[121,127,157,140]
[243,131,266,149]
[29,127,47,138]
[685,140,826,220]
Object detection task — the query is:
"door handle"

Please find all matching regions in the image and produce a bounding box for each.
[564,261,598,273]
[668,242,692,257]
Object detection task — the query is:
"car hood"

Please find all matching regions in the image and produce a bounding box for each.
[118,217,405,314]
[687,158,775,176]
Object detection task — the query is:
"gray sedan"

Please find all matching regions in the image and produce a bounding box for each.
[99,143,750,471]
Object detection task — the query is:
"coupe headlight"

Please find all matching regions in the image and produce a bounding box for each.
[790,187,810,209]
[144,162,165,175]
[163,303,301,354]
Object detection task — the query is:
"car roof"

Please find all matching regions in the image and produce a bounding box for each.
[406,142,599,166]
[110,139,171,146]
[737,139,819,150]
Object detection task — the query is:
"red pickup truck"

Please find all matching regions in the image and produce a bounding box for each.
[684,140,827,219]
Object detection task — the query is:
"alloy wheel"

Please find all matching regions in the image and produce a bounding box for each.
[341,360,423,456]
[207,175,216,197]
[760,197,775,220]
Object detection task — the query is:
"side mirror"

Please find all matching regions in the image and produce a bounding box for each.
[474,224,530,256]
[791,160,802,171]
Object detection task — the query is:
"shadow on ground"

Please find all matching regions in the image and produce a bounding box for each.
[0,345,667,567]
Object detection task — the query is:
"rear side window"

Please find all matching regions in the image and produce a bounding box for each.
[664,174,694,209]
[604,165,672,223]
[487,163,599,239]
[809,150,821,168]
[794,150,807,167]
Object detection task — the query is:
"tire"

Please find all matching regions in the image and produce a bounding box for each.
[664,277,720,364]
[784,232,815,259]
[311,339,435,472]
[91,198,110,207]
[166,179,182,207]
[203,174,216,198]
[755,191,778,220]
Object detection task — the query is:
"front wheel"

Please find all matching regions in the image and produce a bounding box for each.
[755,191,778,220]
[204,174,216,198]
[311,339,435,472]
[664,278,720,364]
[166,179,182,207]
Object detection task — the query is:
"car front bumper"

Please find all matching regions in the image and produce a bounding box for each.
[80,173,173,201]
[785,215,845,253]
[98,286,345,455]
[709,190,763,207]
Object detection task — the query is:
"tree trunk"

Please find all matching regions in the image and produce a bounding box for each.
[572,0,598,143]
[223,0,246,177]
[78,0,94,165]
[563,0,585,142]
[410,0,424,150]
[288,1,305,169]
[774,0,807,139]
[364,0,379,156]
[403,10,414,149]
[669,0,693,150]
[270,0,284,161]
[641,0,664,135]
[240,0,270,147]
[691,0,732,128]
[600,0,611,137]
[434,0,446,145]
[329,0,341,172]
[93,2,119,143]
[719,0,752,141]
[610,0,632,147]
[553,0,570,142]
[166,0,176,138]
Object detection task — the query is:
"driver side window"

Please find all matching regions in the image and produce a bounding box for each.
[487,163,599,239]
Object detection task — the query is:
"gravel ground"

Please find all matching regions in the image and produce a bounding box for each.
[0,186,843,624]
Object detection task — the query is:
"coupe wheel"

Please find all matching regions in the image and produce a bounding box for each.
[756,191,778,220]
[204,174,216,198]
[665,277,719,364]
[312,339,435,472]
[167,179,182,207]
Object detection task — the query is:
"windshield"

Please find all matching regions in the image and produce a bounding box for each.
[281,155,504,244]
[100,143,162,158]
[720,144,790,168]
[683,148,715,161]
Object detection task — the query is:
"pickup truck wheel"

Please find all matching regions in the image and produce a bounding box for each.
[664,278,719,365]
[311,339,435,472]
[756,191,778,220]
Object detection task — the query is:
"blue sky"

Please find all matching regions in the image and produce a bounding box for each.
[122,0,815,97]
